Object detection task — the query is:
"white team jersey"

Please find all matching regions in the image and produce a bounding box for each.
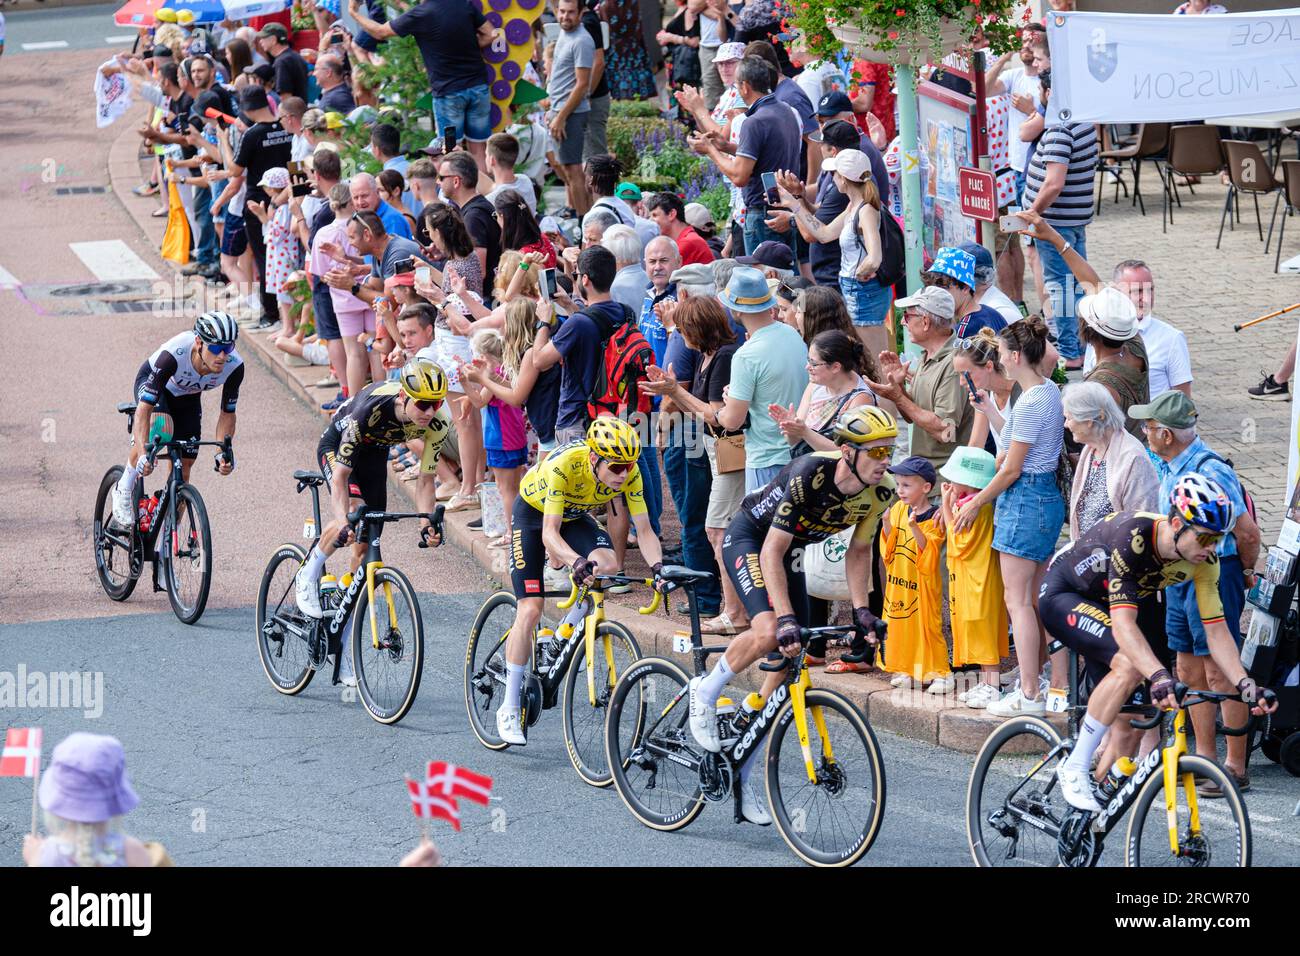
[145,331,244,398]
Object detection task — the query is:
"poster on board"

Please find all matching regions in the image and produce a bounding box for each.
[917,82,977,263]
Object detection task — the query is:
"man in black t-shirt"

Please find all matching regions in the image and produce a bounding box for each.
[439,150,501,289]
[228,85,294,327]
[349,0,497,171]
[256,22,309,102]
[580,0,610,162]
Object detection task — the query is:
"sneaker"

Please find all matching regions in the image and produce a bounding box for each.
[687,676,722,752]
[740,778,772,826]
[1247,372,1290,401]
[180,261,203,276]
[495,704,526,745]
[1000,666,1019,689]
[889,673,914,689]
[337,647,358,687]
[321,398,344,412]
[605,569,632,594]
[467,516,484,530]
[963,682,1001,709]
[1057,765,1102,812]
[544,564,570,592]
[926,676,955,695]
[111,479,136,527]
[986,684,1046,717]
[295,567,323,619]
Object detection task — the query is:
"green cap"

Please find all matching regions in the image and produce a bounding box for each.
[938,446,997,490]
[614,182,642,201]
[1128,389,1198,429]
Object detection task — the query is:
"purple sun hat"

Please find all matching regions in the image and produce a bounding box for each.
[38,733,140,824]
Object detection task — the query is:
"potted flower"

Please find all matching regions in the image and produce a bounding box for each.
[291,1,321,53]
[789,0,1024,67]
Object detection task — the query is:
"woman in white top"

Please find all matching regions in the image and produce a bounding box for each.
[954,327,1019,453]
[953,316,1066,717]
[770,329,878,456]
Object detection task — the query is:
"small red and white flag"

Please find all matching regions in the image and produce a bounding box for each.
[0,728,43,778]
[426,761,493,806]
[407,779,461,831]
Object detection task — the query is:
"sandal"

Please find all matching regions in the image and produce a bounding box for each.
[826,659,874,674]
[399,464,421,481]
[700,612,742,635]
[151,207,169,218]
[133,181,159,197]
[804,654,826,667]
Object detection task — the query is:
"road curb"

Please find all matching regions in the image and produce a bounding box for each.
[105,122,1018,758]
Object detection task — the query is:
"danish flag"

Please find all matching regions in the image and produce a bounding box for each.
[406,779,461,831]
[0,728,42,778]
[426,761,493,806]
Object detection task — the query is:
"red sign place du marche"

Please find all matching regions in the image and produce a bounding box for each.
[958,167,997,222]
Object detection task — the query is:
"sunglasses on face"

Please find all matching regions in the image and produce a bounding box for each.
[207,342,234,355]
[600,458,635,475]
[410,398,442,412]
[1195,532,1224,547]
[860,445,893,461]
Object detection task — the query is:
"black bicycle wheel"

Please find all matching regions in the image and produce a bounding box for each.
[605,657,706,832]
[352,566,424,725]
[966,716,1070,868]
[464,591,519,751]
[163,484,212,624]
[562,621,642,788]
[1124,754,1251,867]
[765,687,886,867]
[256,543,315,695]
[93,466,140,601]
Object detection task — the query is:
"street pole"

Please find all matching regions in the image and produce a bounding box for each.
[896,63,923,360]
[973,49,995,258]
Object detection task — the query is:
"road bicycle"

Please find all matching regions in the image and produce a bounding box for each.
[255,468,441,725]
[604,592,887,868]
[93,402,230,624]
[463,570,670,786]
[965,644,1254,867]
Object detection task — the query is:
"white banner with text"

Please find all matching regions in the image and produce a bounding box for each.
[1047,10,1300,124]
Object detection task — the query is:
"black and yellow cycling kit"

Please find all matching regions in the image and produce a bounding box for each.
[722,452,897,620]
[510,440,646,599]
[1040,511,1224,687]
[317,381,451,515]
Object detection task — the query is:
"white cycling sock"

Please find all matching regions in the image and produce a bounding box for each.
[303,546,328,581]
[1065,714,1109,773]
[117,462,142,496]
[697,654,735,709]
[505,662,527,710]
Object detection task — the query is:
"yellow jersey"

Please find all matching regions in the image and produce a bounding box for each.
[518,440,647,520]
[881,501,949,680]
[946,500,1009,667]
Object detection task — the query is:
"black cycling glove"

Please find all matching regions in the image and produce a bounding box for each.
[1237,677,1274,707]
[1149,668,1176,705]
[775,614,802,651]
[651,562,669,594]
[571,556,596,586]
[853,606,881,643]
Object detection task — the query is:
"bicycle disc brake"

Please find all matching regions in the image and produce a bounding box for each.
[698,752,734,803]
[523,675,544,728]
[1056,810,1097,868]
[307,623,330,672]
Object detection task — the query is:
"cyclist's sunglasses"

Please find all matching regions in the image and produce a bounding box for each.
[1195,531,1224,547]
[599,457,635,475]
[206,342,235,355]
[859,445,893,460]
[410,398,442,412]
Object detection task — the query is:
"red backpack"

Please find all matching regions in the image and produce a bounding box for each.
[586,304,655,420]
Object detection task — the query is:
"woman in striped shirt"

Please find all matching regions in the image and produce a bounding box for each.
[952,316,1066,716]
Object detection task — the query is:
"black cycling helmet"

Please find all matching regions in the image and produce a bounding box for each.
[194,310,239,347]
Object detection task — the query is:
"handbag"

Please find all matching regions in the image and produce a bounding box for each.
[804,527,858,601]
[714,431,746,474]
[790,388,868,459]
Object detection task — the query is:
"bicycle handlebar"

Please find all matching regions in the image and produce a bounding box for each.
[212,436,234,473]
[559,574,664,615]
[146,435,230,468]
[759,622,888,672]
[341,506,445,547]
[1127,683,1256,735]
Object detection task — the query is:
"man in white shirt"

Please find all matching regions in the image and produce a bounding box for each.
[1083,260,1193,397]
[482,132,538,213]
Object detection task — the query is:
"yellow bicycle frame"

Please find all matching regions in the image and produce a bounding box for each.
[789,664,837,785]
[557,579,662,707]
[363,560,397,650]
[1161,706,1201,855]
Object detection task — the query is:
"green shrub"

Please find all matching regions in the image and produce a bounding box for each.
[607,116,672,176]
[610,98,662,119]
[694,183,732,226]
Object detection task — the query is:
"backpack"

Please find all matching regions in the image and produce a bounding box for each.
[1187,450,1257,524]
[585,304,655,421]
[852,203,905,290]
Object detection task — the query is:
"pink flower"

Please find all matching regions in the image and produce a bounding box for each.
[895,7,906,15]
[888,30,899,39]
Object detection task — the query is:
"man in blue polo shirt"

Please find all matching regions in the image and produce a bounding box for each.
[1132,390,1263,793]
[349,171,412,240]
[689,56,801,256]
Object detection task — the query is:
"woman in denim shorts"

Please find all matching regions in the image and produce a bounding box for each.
[951,316,1066,717]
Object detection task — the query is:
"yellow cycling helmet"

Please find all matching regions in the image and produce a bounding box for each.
[830,405,899,445]
[586,416,642,464]
[398,358,449,402]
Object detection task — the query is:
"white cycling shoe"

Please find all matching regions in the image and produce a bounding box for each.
[740,778,772,826]
[295,567,323,619]
[496,705,527,746]
[1057,765,1103,813]
[337,644,358,687]
[111,480,136,527]
[687,676,722,753]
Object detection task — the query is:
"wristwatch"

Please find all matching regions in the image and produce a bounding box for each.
[350,282,361,296]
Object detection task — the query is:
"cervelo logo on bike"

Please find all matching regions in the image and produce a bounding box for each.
[732,683,789,764]
[1094,745,1162,830]
[328,573,368,633]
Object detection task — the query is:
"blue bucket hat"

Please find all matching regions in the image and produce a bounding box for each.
[929,247,976,291]
[721,266,777,313]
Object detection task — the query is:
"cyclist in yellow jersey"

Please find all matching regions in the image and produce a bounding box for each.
[496,417,668,745]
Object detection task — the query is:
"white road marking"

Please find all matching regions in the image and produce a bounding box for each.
[1280,253,1300,274]
[105,36,138,45]
[22,41,70,51]
[0,264,19,290]
[69,240,159,281]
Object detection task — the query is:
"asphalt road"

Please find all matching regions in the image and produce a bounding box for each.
[2,595,1297,867]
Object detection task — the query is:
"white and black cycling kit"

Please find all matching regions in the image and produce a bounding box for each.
[133,331,244,457]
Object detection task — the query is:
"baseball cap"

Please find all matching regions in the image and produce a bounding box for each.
[1129,390,1198,429]
[957,241,994,274]
[684,202,715,230]
[1078,286,1138,340]
[615,182,642,201]
[238,84,270,111]
[257,22,289,42]
[821,149,872,183]
[811,118,860,149]
[939,446,998,490]
[148,45,174,60]
[928,246,976,290]
[888,455,938,486]
[539,216,562,234]
[737,240,795,271]
[714,41,746,64]
[895,285,956,321]
[670,263,715,286]
[817,90,853,117]
[258,167,291,190]
[244,63,274,83]
[419,137,446,158]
